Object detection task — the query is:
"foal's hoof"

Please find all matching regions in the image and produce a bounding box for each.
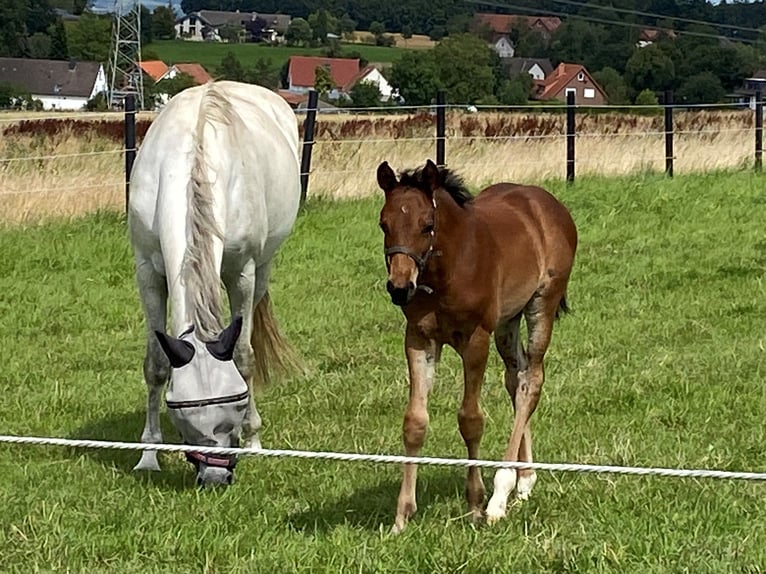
[133,451,161,472]
[484,504,506,526]
[390,521,407,536]
[516,472,537,501]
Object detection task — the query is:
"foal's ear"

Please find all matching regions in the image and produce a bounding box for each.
[155,331,195,369]
[422,159,441,195]
[206,315,243,362]
[377,161,398,193]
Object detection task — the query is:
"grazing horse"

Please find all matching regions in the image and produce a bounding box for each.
[376,159,577,532]
[128,81,300,487]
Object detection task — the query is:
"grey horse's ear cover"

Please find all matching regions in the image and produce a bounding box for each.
[155,331,195,368]
[206,315,243,362]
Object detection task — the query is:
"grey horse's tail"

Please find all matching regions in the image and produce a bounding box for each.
[250,290,302,387]
[183,83,231,340]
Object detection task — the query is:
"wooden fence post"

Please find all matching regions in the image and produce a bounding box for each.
[124,94,136,215]
[436,90,446,167]
[755,90,763,173]
[566,91,575,183]
[664,90,674,177]
[300,89,319,204]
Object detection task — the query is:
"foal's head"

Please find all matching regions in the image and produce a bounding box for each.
[377,159,475,306]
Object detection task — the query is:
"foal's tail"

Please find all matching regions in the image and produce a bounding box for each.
[556,293,571,319]
[250,290,302,388]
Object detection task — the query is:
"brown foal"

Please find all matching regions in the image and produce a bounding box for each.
[377,159,577,533]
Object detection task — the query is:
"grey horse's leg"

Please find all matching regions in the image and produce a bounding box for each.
[223,259,258,447]
[134,258,170,471]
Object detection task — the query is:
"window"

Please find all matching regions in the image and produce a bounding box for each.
[584,88,595,99]
[577,72,585,81]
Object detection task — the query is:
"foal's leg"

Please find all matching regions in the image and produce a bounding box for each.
[392,327,439,535]
[486,296,558,524]
[223,258,258,448]
[457,328,490,523]
[134,259,170,471]
[493,314,536,503]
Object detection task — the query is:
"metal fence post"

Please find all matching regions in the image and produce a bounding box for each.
[436,90,446,167]
[664,90,674,177]
[300,89,319,204]
[124,94,136,214]
[566,91,575,183]
[755,90,763,173]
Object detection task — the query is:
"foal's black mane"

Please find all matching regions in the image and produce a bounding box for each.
[399,166,474,207]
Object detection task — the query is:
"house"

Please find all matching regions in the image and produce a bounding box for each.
[503,57,553,82]
[637,28,676,48]
[175,10,291,43]
[138,60,170,83]
[0,57,107,110]
[165,63,213,85]
[733,69,766,110]
[534,62,607,105]
[343,64,396,101]
[287,56,360,100]
[472,13,561,58]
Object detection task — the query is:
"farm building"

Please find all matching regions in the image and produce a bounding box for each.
[175,10,291,43]
[0,57,107,110]
[534,62,607,105]
[286,56,393,102]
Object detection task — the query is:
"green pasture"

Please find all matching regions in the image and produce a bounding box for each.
[144,40,407,73]
[1,171,766,572]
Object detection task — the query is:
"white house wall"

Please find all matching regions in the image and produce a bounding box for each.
[88,65,108,99]
[34,95,88,110]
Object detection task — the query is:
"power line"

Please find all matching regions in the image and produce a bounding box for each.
[469,0,763,45]
[546,0,763,35]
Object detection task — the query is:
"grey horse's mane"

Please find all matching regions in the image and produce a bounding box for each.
[182,82,235,341]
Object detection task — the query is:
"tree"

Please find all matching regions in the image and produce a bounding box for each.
[401,24,413,40]
[349,81,382,107]
[433,34,495,104]
[497,74,532,105]
[369,21,385,37]
[218,24,242,44]
[625,45,675,96]
[27,32,51,58]
[313,65,334,96]
[285,18,312,46]
[308,9,337,44]
[151,5,176,40]
[676,72,726,104]
[217,52,245,82]
[245,57,279,89]
[47,19,68,59]
[68,11,112,62]
[389,50,440,105]
[634,88,659,112]
[593,67,629,105]
[339,14,356,39]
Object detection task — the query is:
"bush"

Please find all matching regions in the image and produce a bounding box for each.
[634,88,661,115]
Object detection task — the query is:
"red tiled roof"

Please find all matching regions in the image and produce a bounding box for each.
[173,63,212,85]
[139,60,169,82]
[537,62,605,100]
[288,56,360,89]
[473,13,562,35]
[341,64,377,92]
[638,27,677,41]
[277,89,308,107]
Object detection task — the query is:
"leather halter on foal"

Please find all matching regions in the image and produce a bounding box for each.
[384,197,438,294]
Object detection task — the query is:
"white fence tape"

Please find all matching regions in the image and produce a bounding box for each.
[2,435,766,481]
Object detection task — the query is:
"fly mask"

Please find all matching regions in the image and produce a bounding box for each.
[155,316,250,486]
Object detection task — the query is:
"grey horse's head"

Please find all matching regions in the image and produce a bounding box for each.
[155,316,249,487]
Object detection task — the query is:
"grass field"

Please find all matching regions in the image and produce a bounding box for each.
[144,40,409,73]
[1,171,766,572]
